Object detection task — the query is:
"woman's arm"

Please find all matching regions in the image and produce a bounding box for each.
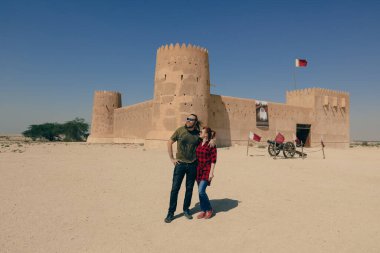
[209,147,217,181]
[209,163,216,180]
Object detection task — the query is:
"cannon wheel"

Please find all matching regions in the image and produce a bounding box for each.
[283,142,296,158]
[268,143,281,156]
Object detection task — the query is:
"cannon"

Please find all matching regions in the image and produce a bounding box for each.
[266,133,305,158]
[267,140,296,158]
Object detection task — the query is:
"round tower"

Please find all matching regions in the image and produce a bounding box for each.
[87,91,121,142]
[147,43,210,141]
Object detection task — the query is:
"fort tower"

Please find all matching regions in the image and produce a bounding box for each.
[87,91,121,142]
[146,43,211,141]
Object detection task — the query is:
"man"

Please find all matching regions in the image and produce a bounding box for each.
[164,114,201,223]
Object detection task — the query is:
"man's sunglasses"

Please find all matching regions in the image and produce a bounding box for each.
[186,118,196,122]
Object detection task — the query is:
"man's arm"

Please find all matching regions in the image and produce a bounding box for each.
[208,137,217,147]
[167,139,179,165]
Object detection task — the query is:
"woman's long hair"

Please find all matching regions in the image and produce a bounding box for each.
[203,126,216,140]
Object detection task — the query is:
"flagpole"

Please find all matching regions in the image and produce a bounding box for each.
[293,64,297,90]
[246,138,250,156]
[321,136,325,159]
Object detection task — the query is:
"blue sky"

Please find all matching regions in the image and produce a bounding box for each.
[1,0,379,140]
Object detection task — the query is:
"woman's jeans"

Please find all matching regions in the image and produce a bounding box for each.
[198,180,212,212]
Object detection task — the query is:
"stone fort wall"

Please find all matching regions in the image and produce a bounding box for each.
[113,100,154,143]
[207,88,349,148]
[288,88,350,148]
[88,44,350,148]
[208,95,314,147]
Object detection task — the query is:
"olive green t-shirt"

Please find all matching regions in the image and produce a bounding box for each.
[170,126,200,163]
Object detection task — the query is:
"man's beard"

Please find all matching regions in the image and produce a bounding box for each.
[185,123,195,129]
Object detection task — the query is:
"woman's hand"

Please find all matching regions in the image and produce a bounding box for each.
[209,173,214,181]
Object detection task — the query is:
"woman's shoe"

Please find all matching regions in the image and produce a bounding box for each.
[197,212,206,219]
[204,210,213,219]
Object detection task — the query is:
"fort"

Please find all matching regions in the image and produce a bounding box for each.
[87,43,350,148]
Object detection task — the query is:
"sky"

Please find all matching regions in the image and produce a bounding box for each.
[1,0,379,140]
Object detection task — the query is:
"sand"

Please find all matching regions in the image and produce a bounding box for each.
[1,142,380,253]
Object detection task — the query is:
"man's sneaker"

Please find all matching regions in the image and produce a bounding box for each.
[164,213,174,223]
[183,210,193,220]
[197,212,206,219]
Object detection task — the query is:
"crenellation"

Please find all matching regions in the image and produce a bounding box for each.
[286,87,350,98]
[157,43,209,59]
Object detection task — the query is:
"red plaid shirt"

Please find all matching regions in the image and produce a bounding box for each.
[196,141,217,183]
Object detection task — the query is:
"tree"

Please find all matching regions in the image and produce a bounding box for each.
[22,123,61,141]
[22,118,89,142]
[62,118,89,141]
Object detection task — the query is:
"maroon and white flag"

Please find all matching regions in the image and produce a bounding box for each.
[295,58,308,67]
[275,132,285,144]
[249,132,261,142]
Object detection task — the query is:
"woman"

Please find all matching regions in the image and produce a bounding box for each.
[196,127,217,219]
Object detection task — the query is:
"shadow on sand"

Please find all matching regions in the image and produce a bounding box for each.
[173,198,240,219]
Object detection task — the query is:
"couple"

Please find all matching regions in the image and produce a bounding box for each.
[164,114,217,223]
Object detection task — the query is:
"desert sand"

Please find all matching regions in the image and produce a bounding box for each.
[1,141,380,253]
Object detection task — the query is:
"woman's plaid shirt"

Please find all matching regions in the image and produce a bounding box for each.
[196,141,217,182]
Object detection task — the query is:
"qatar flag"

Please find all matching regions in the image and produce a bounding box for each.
[249,132,261,142]
[295,59,308,67]
[274,132,285,144]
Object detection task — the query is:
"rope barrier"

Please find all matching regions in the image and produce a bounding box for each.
[303,148,323,153]
[146,138,349,144]
[247,138,326,159]
[249,148,267,153]
[235,139,351,144]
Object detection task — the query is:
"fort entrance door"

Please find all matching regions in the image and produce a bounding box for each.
[296,124,311,147]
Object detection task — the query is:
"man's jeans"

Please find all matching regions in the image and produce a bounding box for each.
[198,180,212,212]
[168,162,197,215]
